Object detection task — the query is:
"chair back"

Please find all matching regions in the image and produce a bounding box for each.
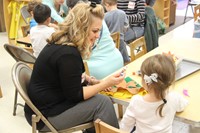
[94,119,127,133]
[21,5,32,24]
[83,61,90,76]
[4,44,36,64]
[129,36,147,62]
[110,32,120,49]
[194,4,200,21]
[11,62,59,133]
[12,62,94,133]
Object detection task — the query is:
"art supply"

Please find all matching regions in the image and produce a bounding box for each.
[120,66,127,76]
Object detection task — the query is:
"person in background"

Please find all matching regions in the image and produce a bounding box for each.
[120,54,188,133]
[145,0,156,6]
[25,2,124,133]
[30,4,55,57]
[117,0,145,44]
[42,0,68,23]
[67,0,124,80]
[27,0,40,28]
[103,0,130,63]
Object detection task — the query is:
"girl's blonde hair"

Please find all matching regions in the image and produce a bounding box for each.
[140,54,176,117]
[47,2,104,59]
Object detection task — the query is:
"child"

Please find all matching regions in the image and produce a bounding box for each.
[27,1,40,28]
[102,0,130,63]
[30,4,55,57]
[120,54,188,133]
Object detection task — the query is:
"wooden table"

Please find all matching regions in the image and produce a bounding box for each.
[16,36,32,47]
[110,38,200,127]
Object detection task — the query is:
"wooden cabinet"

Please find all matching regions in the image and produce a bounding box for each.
[153,0,170,28]
[3,0,31,43]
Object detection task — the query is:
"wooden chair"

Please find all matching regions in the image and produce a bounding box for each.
[194,4,200,21]
[83,61,90,76]
[111,32,120,49]
[21,25,30,37]
[12,62,94,133]
[94,119,127,133]
[184,0,200,23]
[129,36,147,62]
[4,44,36,116]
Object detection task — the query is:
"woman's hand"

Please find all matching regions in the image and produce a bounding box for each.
[105,69,126,87]
[89,76,100,85]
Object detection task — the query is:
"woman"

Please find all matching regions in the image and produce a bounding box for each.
[42,0,68,23]
[25,2,124,132]
[67,0,124,79]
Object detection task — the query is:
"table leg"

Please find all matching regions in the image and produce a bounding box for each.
[118,104,123,118]
[0,86,3,98]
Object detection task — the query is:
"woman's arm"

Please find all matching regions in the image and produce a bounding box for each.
[83,71,126,100]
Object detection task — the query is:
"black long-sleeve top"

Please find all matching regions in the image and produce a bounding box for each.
[24,44,85,129]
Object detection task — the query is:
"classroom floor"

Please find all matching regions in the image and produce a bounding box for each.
[0,8,199,133]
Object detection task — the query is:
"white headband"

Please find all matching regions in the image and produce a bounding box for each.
[144,73,158,85]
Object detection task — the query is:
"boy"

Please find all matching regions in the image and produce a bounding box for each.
[27,1,40,28]
[30,4,55,57]
[103,0,130,63]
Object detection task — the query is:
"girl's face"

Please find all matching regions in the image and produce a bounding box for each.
[55,0,64,5]
[88,18,102,47]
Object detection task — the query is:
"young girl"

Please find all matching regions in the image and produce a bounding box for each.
[120,54,188,133]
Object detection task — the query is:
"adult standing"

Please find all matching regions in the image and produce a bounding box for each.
[25,2,123,133]
[117,0,145,43]
[42,0,68,23]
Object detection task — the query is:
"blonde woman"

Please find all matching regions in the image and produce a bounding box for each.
[25,2,124,132]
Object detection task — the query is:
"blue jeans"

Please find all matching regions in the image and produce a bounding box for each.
[124,26,144,44]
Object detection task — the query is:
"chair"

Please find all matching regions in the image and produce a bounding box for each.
[21,5,32,24]
[110,32,120,49]
[194,4,200,21]
[129,36,147,62]
[21,25,30,37]
[94,119,127,133]
[184,0,200,23]
[4,43,36,116]
[12,62,93,133]
[83,61,90,76]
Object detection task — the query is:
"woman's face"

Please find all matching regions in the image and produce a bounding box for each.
[88,18,103,47]
[55,0,64,5]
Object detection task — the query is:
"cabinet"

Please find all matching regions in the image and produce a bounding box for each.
[3,0,31,43]
[153,0,170,28]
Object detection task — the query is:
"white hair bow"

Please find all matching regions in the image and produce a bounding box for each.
[144,73,158,85]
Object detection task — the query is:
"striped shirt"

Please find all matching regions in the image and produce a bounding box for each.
[117,0,145,27]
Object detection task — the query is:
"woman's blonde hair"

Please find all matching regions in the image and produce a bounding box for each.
[140,54,176,117]
[47,2,104,59]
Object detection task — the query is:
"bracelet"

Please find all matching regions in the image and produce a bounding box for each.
[88,76,95,85]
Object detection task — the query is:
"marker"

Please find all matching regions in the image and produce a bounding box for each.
[120,66,127,76]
